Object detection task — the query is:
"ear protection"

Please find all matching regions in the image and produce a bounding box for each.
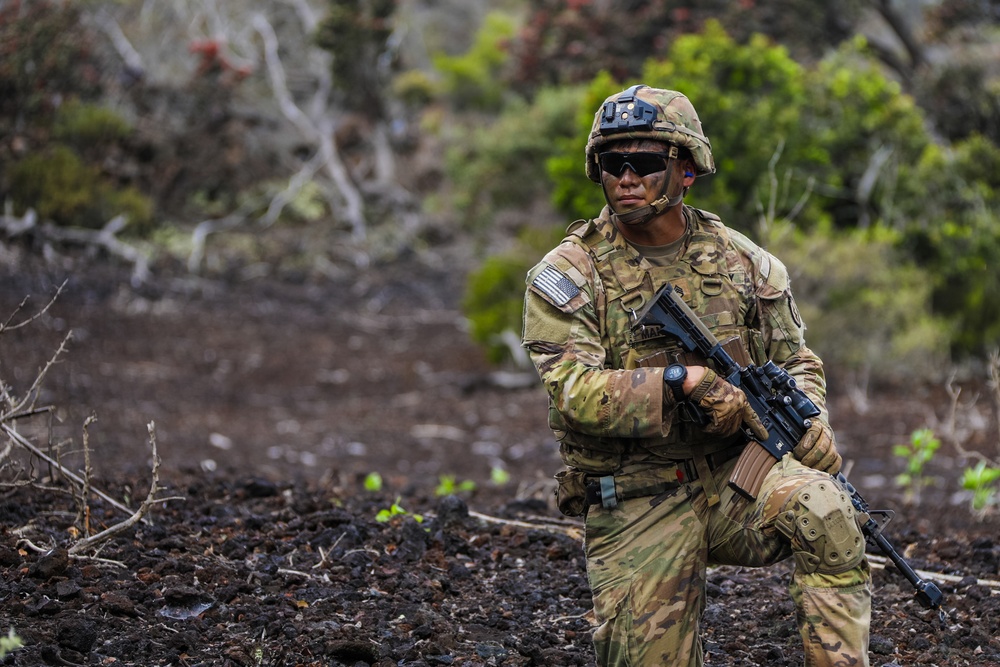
[685,171,694,178]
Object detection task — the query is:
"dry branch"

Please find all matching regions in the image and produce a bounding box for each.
[0,280,66,335]
[1,331,72,421]
[1,424,145,522]
[1,287,180,554]
[0,210,150,285]
[68,422,178,554]
[251,12,366,240]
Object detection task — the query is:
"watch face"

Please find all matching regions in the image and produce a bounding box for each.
[665,365,686,383]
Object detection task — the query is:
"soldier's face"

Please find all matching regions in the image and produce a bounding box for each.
[599,140,676,214]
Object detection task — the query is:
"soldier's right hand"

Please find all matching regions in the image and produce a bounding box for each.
[687,368,769,440]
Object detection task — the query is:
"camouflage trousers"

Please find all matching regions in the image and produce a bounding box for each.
[584,454,871,667]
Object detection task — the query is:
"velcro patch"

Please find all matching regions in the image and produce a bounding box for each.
[532,265,580,307]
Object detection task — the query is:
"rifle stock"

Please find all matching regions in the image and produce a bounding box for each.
[636,283,944,609]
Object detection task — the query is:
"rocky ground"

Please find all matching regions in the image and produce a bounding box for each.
[0,247,998,666]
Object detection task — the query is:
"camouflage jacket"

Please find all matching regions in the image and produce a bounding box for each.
[521,205,827,473]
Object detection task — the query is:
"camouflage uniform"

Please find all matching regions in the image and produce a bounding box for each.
[522,203,871,666]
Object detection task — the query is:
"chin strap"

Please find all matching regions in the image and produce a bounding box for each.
[612,191,684,226]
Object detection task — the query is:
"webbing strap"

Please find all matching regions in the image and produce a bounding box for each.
[599,475,618,509]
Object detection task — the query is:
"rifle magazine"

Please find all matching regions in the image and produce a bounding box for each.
[727,441,776,501]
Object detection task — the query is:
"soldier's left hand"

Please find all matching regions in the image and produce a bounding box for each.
[793,419,842,473]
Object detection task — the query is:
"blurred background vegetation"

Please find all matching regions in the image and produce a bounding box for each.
[2,0,1000,388]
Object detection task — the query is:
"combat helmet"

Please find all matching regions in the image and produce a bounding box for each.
[585,85,715,183]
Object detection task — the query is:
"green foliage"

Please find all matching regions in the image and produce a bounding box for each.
[435,475,476,496]
[515,21,1000,364]
[802,38,931,229]
[462,253,533,364]
[375,497,423,524]
[10,146,96,224]
[52,99,132,148]
[892,428,941,504]
[896,136,1000,356]
[960,461,1000,514]
[546,71,621,221]
[392,69,437,109]
[446,84,586,232]
[9,146,154,234]
[640,22,816,229]
[0,628,22,659]
[772,223,949,379]
[547,23,818,229]
[546,25,935,235]
[432,12,516,110]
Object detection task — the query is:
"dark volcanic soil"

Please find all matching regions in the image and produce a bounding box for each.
[0,249,998,667]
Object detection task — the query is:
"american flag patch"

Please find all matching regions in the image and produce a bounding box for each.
[532,265,580,306]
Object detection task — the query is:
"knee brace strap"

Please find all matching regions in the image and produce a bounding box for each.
[774,478,865,575]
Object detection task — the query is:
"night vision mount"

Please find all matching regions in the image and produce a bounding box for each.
[600,84,658,134]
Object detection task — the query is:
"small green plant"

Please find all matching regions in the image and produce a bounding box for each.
[0,628,23,658]
[892,428,941,503]
[490,466,511,486]
[375,497,423,523]
[435,475,477,497]
[363,472,383,492]
[960,461,1000,514]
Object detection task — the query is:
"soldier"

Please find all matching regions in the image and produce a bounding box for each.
[521,85,871,666]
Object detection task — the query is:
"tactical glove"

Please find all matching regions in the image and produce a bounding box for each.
[793,419,842,473]
[688,369,769,440]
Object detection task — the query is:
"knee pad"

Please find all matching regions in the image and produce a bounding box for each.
[774,477,865,574]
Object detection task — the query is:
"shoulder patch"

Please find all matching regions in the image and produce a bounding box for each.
[532,265,580,307]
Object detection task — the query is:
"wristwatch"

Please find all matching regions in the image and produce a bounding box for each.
[664,363,688,403]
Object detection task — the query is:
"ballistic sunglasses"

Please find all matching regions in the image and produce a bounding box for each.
[598,151,673,177]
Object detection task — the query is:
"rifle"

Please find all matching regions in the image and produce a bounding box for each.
[635,282,944,609]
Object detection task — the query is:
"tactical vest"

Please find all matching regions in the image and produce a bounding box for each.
[555,207,770,472]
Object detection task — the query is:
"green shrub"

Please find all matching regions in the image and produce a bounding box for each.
[52,99,132,147]
[432,11,516,110]
[446,85,586,232]
[463,253,533,364]
[772,223,949,380]
[9,146,97,224]
[104,186,155,235]
[896,136,1000,356]
[9,145,154,234]
[392,69,438,108]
